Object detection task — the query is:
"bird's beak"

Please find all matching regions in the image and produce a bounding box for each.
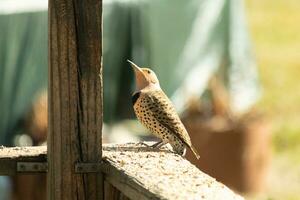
[127,60,143,74]
[127,60,149,90]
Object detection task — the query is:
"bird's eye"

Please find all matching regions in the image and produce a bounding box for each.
[147,70,151,74]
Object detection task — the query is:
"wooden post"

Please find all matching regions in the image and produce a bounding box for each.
[48,0,103,199]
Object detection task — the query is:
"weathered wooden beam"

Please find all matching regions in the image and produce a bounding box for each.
[104,181,130,200]
[0,146,47,175]
[48,0,103,199]
[0,144,243,199]
[103,143,243,200]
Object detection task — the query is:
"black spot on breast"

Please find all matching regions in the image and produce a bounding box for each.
[132,92,141,105]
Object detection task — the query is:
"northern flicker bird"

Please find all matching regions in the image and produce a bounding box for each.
[128,60,200,159]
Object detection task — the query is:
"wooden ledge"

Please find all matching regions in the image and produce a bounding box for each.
[103,143,243,199]
[0,143,243,200]
[0,146,47,175]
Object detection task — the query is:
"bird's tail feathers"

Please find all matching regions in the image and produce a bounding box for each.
[190,145,200,160]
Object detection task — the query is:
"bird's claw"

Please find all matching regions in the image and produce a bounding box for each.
[136,141,151,147]
[136,141,165,149]
[150,141,164,149]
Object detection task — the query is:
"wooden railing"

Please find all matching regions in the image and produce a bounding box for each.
[0,144,243,199]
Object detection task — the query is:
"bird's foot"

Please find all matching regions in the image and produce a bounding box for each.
[136,141,165,149]
[150,141,165,149]
[136,141,151,147]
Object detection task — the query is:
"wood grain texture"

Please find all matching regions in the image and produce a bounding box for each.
[48,0,103,199]
[0,144,244,199]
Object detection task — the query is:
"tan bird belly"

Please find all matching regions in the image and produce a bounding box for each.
[133,94,185,153]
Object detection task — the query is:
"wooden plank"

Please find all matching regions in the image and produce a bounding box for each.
[104,181,130,200]
[102,143,244,200]
[105,172,155,200]
[0,145,244,199]
[48,0,103,199]
[0,146,46,175]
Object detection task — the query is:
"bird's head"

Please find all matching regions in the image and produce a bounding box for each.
[128,60,160,91]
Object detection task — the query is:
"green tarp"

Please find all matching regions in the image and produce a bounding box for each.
[0,0,260,145]
[0,11,47,145]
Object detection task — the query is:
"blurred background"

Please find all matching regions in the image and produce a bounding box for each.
[0,0,299,199]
